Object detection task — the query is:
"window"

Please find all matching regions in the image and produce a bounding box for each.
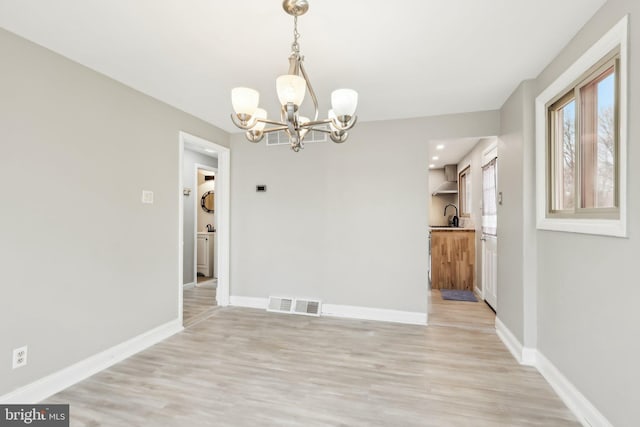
[547,51,618,217]
[536,15,627,237]
[482,159,497,236]
[458,166,471,217]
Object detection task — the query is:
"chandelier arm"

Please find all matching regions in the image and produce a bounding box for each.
[299,119,331,128]
[307,127,331,134]
[298,62,319,122]
[259,118,289,127]
[262,126,289,134]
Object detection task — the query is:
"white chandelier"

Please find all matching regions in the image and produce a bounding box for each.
[230,0,358,152]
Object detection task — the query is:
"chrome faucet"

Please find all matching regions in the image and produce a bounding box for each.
[444,203,459,227]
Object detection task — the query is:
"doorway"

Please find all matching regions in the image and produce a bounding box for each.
[427,137,498,328]
[195,166,217,286]
[178,132,230,327]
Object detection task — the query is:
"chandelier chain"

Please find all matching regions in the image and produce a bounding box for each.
[291,16,300,53]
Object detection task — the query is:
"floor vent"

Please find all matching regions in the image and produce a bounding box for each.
[267,296,321,317]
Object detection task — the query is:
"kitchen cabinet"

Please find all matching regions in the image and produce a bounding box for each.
[430,229,475,290]
[196,232,215,277]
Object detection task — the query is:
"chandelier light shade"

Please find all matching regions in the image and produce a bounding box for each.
[331,89,358,118]
[231,87,259,116]
[276,75,306,107]
[230,0,358,152]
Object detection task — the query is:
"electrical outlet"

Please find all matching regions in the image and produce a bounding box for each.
[12,346,27,369]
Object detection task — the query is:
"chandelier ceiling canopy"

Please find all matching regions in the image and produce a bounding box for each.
[230,0,358,152]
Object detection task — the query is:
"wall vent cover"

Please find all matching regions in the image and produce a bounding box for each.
[267,297,293,313]
[266,127,329,146]
[267,296,321,317]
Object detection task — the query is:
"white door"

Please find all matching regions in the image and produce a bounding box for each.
[482,235,498,310]
[481,152,498,310]
[196,235,209,275]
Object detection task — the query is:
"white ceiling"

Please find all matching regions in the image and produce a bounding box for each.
[428,137,483,170]
[185,140,219,159]
[0,0,606,134]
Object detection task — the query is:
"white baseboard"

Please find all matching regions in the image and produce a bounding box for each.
[536,351,613,427]
[495,318,612,426]
[0,319,183,404]
[229,296,427,325]
[495,317,535,366]
[229,296,268,309]
[183,282,196,289]
[322,304,427,325]
[522,347,537,366]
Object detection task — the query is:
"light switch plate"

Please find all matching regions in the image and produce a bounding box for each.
[142,190,154,204]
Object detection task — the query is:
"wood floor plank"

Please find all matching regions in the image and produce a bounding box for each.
[46,300,578,426]
[183,285,217,327]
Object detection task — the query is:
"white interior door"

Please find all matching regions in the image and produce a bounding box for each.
[481,148,498,310]
[482,235,498,310]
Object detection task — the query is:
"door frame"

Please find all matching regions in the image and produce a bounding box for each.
[193,164,218,285]
[178,131,230,324]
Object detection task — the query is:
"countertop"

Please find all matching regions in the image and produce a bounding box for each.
[429,226,475,232]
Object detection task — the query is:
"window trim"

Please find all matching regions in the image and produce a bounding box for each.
[535,15,628,237]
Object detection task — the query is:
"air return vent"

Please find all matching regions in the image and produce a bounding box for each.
[266,127,329,146]
[267,297,293,313]
[267,296,322,317]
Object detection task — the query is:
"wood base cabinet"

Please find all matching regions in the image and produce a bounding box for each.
[431,229,475,290]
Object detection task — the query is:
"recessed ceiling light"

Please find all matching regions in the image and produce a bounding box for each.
[432,156,439,160]
[204,148,215,153]
[429,164,435,168]
[436,144,445,150]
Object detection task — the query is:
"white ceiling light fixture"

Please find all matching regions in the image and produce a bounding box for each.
[436,144,445,150]
[230,0,358,152]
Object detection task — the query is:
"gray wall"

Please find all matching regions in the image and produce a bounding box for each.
[182,150,218,284]
[0,29,229,396]
[532,1,639,425]
[497,82,528,343]
[230,112,500,313]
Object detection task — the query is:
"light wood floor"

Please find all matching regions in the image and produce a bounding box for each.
[182,285,217,327]
[47,304,578,426]
[197,275,214,283]
[429,289,496,331]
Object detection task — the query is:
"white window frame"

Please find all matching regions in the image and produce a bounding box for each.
[536,15,628,237]
[458,165,472,217]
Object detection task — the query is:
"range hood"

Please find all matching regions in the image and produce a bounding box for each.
[432,165,458,195]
